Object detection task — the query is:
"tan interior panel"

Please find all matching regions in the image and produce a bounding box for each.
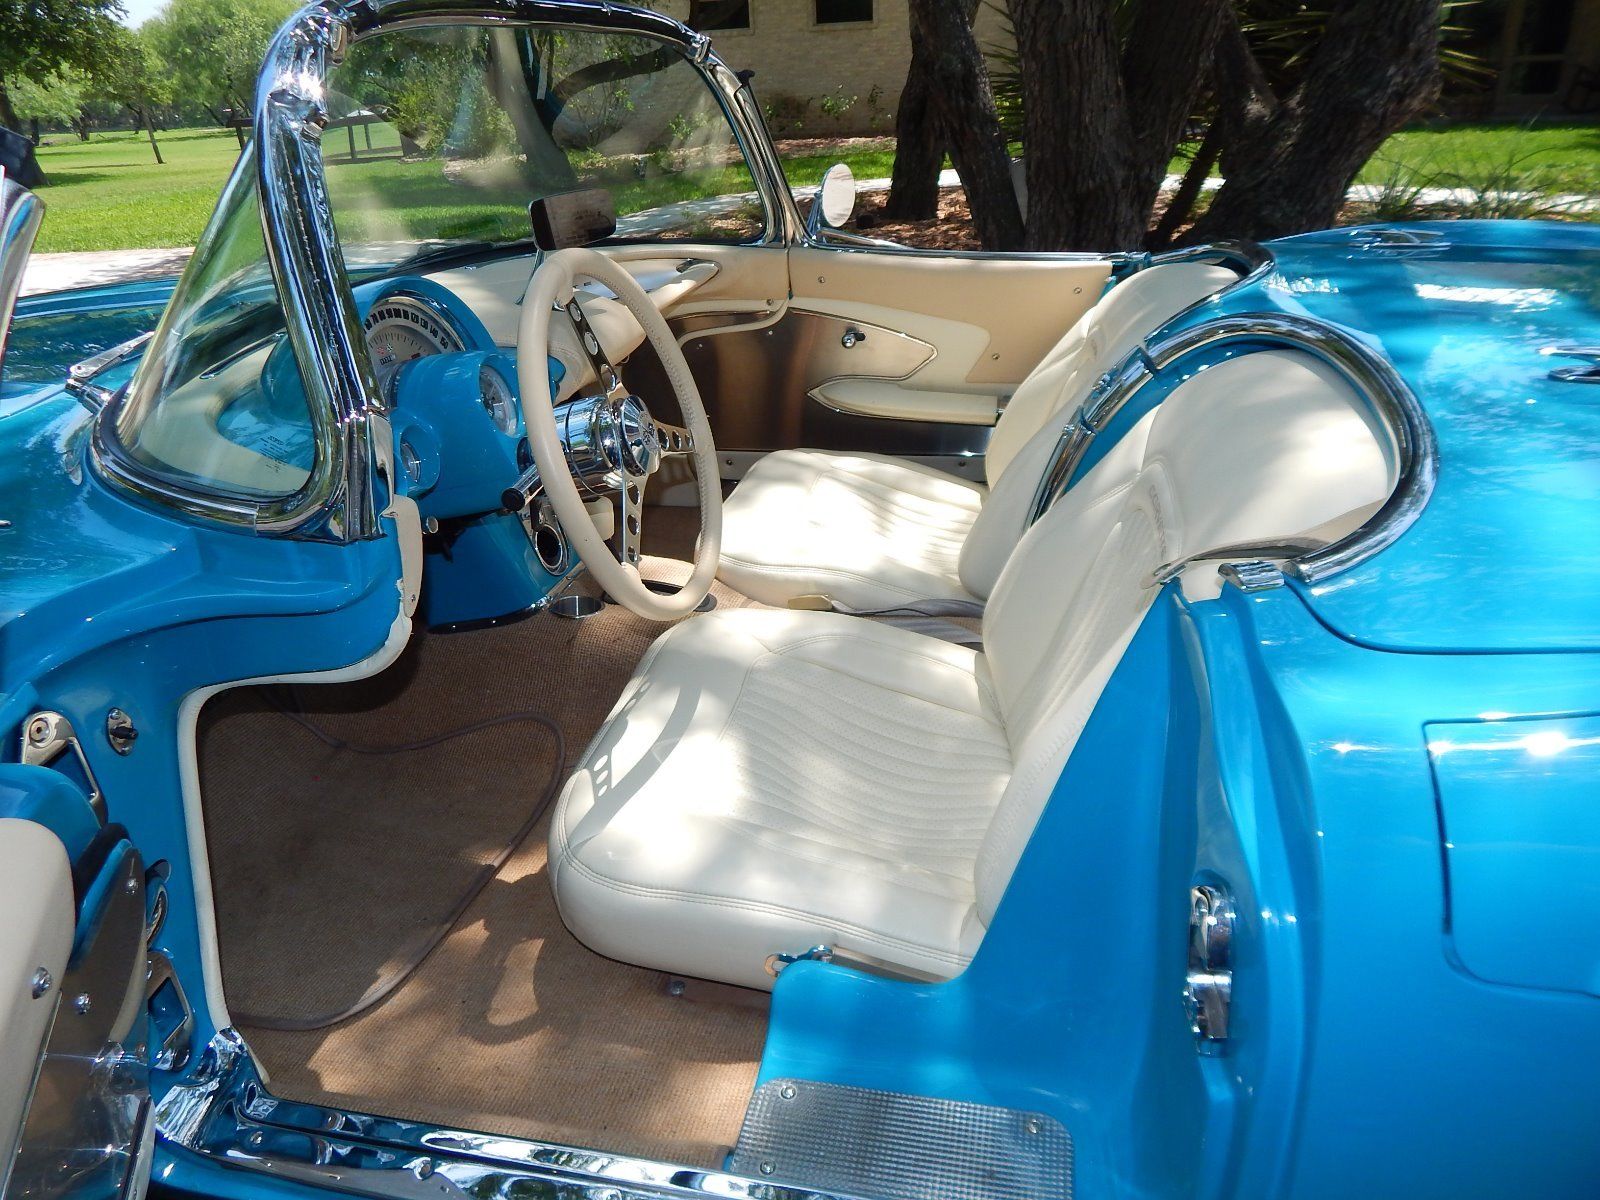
[789,246,1112,386]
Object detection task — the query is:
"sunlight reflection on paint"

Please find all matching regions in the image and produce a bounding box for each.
[1412,283,1558,310]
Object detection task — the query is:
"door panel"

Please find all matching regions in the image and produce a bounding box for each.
[789,246,1112,387]
[641,245,1114,471]
[0,761,157,1200]
[0,818,75,1186]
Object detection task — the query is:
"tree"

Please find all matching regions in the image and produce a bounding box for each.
[882,0,980,222]
[145,0,296,124]
[933,0,1446,250]
[8,68,87,142]
[902,0,1023,250]
[91,27,174,164]
[0,0,123,131]
[1185,0,1442,242]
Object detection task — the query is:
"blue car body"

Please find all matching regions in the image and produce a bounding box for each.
[2,215,1596,1199]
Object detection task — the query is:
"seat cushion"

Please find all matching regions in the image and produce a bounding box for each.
[550,608,1010,990]
[717,449,986,610]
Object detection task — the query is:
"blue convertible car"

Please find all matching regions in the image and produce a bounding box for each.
[2,3,1598,1198]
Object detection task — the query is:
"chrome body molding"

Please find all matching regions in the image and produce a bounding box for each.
[1183,882,1235,1055]
[156,1029,856,1200]
[1030,311,1437,588]
[1130,238,1276,283]
[0,168,44,372]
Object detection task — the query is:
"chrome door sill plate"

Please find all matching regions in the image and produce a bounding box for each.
[156,1030,858,1200]
[729,1078,1073,1200]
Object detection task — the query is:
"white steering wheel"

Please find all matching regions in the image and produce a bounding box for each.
[516,247,722,621]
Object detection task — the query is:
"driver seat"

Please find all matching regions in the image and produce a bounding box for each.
[550,350,1394,990]
[715,262,1239,611]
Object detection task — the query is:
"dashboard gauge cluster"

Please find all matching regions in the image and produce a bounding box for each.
[363,295,468,402]
[479,362,519,435]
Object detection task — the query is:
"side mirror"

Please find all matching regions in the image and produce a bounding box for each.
[0,169,45,382]
[806,162,856,238]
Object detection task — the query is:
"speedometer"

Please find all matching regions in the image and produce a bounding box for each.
[363,295,467,402]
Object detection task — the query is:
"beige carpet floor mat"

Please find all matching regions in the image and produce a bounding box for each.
[199,525,768,1168]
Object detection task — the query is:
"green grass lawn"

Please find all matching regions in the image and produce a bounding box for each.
[29,120,1600,255]
[32,126,247,253]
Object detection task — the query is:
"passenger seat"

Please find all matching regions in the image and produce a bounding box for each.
[716,262,1239,610]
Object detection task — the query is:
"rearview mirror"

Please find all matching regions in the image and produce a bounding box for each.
[806,162,856,238]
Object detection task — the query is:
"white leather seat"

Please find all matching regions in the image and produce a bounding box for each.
[552,350,1396,990]
[717,261,1240,610]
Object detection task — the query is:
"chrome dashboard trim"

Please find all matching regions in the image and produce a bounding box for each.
[1029,310,1437,587]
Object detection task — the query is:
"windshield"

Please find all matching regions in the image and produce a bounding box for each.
[323,25,767,273]
[110,21,766,509]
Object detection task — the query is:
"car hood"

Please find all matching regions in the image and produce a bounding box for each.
[1201,220,1600,653]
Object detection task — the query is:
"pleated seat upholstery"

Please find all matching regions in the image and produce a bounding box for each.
[717,261,1240,610]
[552,350,1396,990]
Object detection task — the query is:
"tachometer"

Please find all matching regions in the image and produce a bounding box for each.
[363,295,467,402]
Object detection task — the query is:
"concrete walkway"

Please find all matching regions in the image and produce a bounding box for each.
[21,246,194,296]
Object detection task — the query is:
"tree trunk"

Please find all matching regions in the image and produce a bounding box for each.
[0,77,20,133]
[882,34,942,220]
[29,118,40,145]
[1149,117,1223,249]
[883,0,978,222]
[142,106,164,165]
[907,0,1024,251]
[1188,0,1443,242]
[1011,0,1137,249]
[1119,0,1230,222]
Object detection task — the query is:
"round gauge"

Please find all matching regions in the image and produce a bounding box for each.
[363,295,467,402]
[479,363,518,435]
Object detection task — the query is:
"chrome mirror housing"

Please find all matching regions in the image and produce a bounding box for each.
[807,162,856,237]
[0,168,44,381]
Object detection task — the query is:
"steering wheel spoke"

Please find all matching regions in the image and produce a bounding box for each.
[564,295,626,400]
[519,247,722,621]
[619,472,647,567]
[653,418,695,457]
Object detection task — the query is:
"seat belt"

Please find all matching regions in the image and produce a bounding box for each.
[787,594,985,648]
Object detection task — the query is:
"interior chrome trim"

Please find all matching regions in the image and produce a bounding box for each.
[1029,310,1437,587]
[157,1028,859,1200]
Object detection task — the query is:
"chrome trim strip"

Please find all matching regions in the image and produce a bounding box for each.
[158,1028,856,1200]
[0,169,44,376]
[1029,311,1437,586]
[256,2,379,541]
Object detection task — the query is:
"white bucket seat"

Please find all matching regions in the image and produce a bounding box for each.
[551,350,1395,990]
[715,262,1240,610]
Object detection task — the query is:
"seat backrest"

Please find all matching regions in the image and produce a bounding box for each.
[970,349,1397,925]
[959,261,1240,599]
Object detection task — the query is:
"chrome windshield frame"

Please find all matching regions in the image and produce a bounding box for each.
[93,0,785,542]
[1028,310,1438,587]
[0,168,45,380]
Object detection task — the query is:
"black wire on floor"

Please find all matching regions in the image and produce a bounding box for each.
[228,686,567,1033]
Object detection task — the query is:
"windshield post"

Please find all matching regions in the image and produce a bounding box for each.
[256,1,384,542]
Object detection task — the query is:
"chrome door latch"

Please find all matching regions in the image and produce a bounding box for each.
[1183,882,1235,1055]
[1539,344,1600,384]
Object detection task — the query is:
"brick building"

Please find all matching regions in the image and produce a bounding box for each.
[651,0,1013,136]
